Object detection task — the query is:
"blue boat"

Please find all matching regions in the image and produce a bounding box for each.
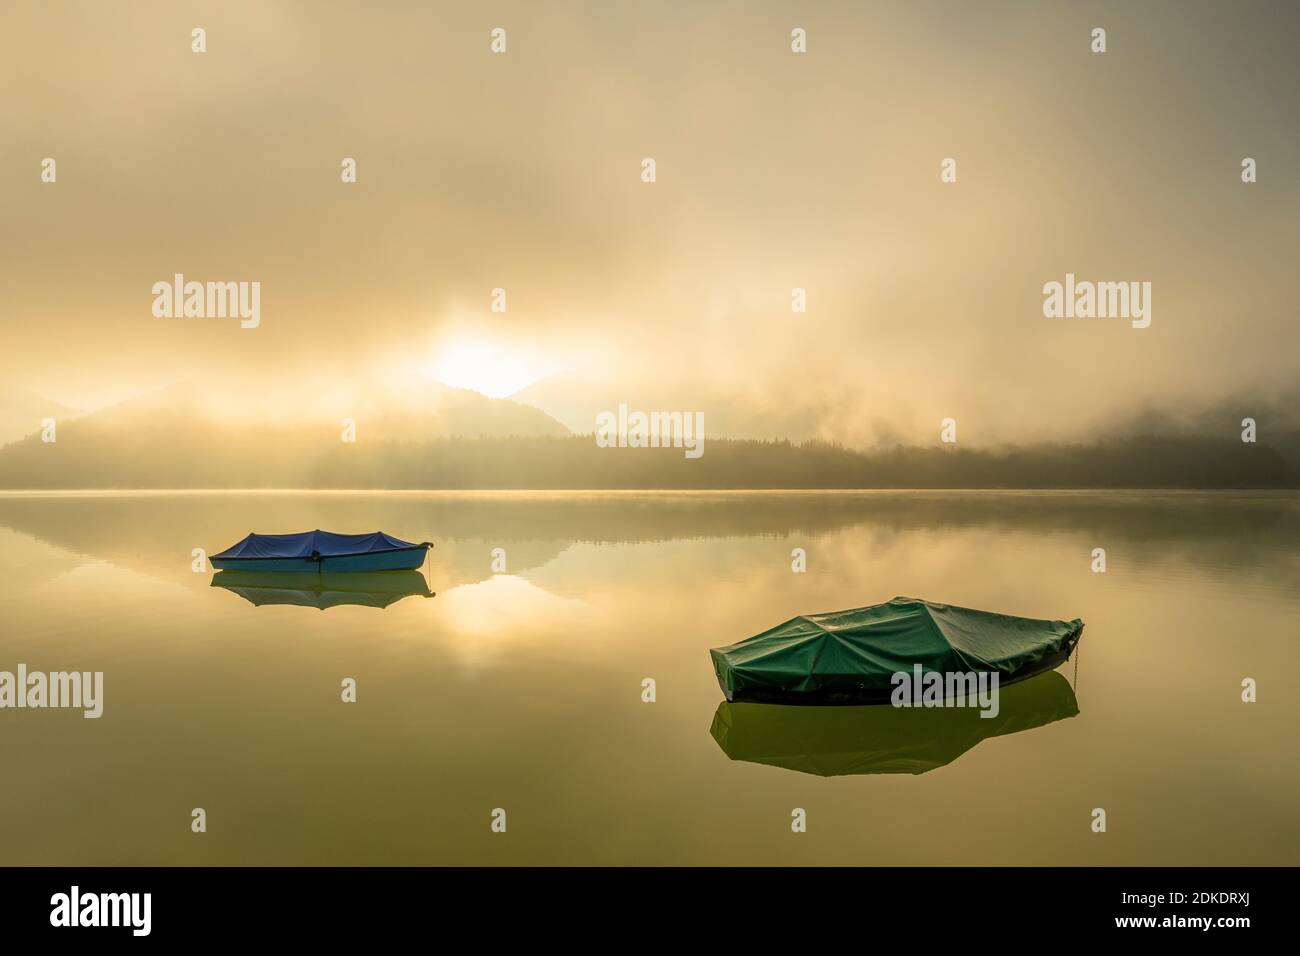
[210,530,432,573]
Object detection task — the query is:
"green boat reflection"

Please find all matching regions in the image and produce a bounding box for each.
[709,669,1079,776]
[211,570,434,610]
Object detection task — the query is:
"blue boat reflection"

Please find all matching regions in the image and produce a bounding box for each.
[211,570,434,610]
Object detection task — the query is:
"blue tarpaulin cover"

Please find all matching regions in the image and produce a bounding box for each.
[212,530,423,561]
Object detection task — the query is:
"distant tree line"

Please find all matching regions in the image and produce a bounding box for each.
[1,429,1294,489]
[309,434,1296,490]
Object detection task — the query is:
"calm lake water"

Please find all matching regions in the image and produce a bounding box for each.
[1,490,1297,865]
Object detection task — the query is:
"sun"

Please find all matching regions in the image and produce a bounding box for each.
[428,339,548,399]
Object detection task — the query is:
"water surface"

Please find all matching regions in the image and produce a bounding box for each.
[1,490,1296,864]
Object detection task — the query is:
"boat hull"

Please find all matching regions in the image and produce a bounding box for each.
[210,545,429,573]
[716,642,1077,706]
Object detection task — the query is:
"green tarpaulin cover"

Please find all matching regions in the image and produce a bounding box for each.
[710,596,1083,704]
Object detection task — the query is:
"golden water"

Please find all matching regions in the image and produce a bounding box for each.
[1,490,1296,864]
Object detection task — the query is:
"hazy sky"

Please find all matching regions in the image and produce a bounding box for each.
[3,1,1297,444]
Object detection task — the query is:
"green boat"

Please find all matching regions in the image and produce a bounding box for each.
[710,669,1079,776]
[710,596,1083,705]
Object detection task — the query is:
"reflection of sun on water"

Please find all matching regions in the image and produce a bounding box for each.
[433,575,590,668]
